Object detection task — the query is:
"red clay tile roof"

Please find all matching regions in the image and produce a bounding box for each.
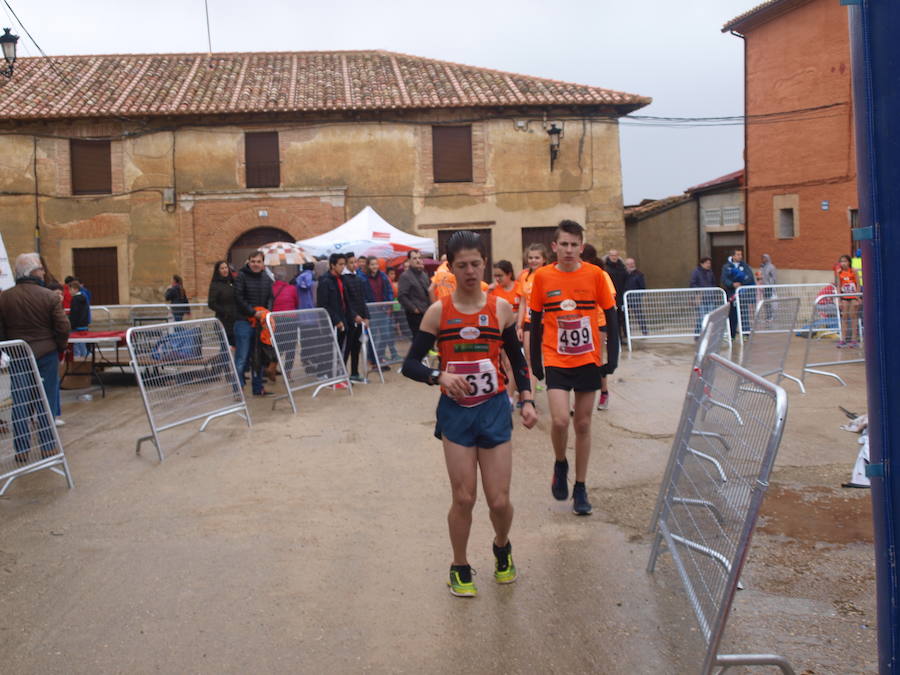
[722,0,810,32]
[624,194,693,221]
[685,169,744,193]
[0,50,651,121]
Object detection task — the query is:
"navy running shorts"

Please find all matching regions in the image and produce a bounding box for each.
[545,364,602,392]
[434,392,513,449]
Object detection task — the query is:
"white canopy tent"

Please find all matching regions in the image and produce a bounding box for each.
[296,206,435,259]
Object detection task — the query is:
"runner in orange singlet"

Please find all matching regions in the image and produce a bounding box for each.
[835,254,862,347]
[517,243,549,391]
[402,231,537,597]
[491,260,525,401]
[529,221,616,516]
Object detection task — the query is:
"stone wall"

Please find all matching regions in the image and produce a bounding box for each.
[0,111,626,301]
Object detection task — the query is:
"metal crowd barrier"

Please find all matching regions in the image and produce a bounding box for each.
[647,326,793,674]
[624,288,729,351]
[736,284,840,337]
[361,301,413,383]
[266,309,351,414]
[91,303,214,330]
[0,340,74,495]
[800,293,865,386]
[740,297,804,392]
[126,318,251,460]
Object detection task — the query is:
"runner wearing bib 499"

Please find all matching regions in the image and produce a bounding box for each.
[529,220,617,516]
[402,231,537,598]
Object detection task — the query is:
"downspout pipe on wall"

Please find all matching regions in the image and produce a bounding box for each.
[847,2,899,672]
[730,30,748,258]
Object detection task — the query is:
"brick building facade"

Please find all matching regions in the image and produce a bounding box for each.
[0,51,649,302]
[725,0,857,283]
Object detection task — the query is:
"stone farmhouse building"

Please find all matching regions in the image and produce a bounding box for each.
[0,50,649,303]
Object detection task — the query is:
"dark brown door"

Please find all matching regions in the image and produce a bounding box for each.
[73,247,119,305]
[520,227,557,267]
[438,228,492,282]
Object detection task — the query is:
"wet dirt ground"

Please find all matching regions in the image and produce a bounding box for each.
[0,338,876,673]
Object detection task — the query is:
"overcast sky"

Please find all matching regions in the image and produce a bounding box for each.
[4,0,757,203]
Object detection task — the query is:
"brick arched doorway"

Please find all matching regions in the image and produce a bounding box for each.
[228,227,295,267]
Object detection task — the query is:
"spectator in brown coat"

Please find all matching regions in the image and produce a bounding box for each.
[0,253,70,462]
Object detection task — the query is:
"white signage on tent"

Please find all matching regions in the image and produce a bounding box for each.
[0,233,14,290]
[296,206,435,258]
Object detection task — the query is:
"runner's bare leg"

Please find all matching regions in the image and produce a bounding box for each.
[572,390,595,482]
[443,440,478,565]
[478,441,513,547]
[548,388,571,462]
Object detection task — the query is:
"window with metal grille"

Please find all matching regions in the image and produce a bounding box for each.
[432,126,473,183]
[245,132,280,188]
[701,208,722,227]
[70,140,112,195]
[722,206,743,226]
[778,208,796,238]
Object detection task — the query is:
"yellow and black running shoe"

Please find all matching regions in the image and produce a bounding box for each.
[448,565,478,597]
[493,541,517,584]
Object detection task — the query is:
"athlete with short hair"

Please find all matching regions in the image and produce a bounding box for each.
[402,231,537,597]
[529,220,616,515]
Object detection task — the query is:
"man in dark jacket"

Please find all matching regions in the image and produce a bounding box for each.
[604,249,628,338]
[233,251,274,395]
[720,249,755,339]
[397,250,431,337]
[623,258,648,335]
[690,256,720,335]
[0,252,70,461]
[341,254,370,382]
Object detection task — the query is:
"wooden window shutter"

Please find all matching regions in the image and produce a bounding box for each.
[70,140,112,195]
[432,126,473,183]
[245,131,280,188]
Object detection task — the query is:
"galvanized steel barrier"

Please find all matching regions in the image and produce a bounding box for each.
[624,287,729,351]
[801,293,865,386]
[740,297,804,392]
[91,303,214,330]
[736,284,840,338]
[126,318,251,460]
[361,301,413,383]
[265,309,351,414]
[0,340,74,495]
[647,341,792,674]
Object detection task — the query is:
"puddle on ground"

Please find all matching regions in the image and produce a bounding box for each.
[758,484,873,544]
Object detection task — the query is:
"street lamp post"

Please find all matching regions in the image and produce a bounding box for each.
[0,28,19,79]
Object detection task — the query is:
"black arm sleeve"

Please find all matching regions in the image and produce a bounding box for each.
[501,324,531,393]
[401,330,437,384]
[529,311,544,381]
[600,307,620,376]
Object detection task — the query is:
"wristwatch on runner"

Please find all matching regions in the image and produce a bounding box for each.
[427,369,441,385]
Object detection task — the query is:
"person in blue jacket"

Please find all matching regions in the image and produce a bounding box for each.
[720,249,755,338]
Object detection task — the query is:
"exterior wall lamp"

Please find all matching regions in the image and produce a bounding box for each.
[547,123,562,171]
[0,28,18,79]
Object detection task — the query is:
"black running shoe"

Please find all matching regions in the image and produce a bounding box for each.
[572,482,593,516]
[552,460,569,500]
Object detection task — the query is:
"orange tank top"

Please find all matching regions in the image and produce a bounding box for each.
[838,269,860,296]
[437,294,506,406]
[489,281,523,314]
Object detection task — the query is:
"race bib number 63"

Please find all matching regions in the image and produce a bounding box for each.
[445,359,499,407]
